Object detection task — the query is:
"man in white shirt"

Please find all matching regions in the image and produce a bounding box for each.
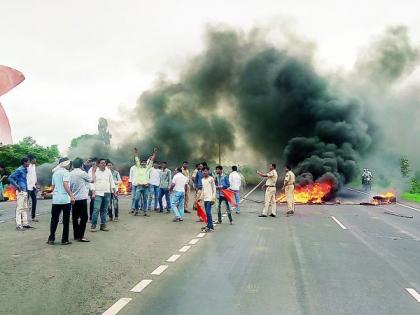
[90,158,116,232]
[169,167,189,222]
[129,161,139,213]
[27,154,39,222]
[199,166,216,232]
[148,161,161,211]
[229,165,242,214]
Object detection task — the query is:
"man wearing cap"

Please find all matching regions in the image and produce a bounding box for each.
[257,163,278,218]
[47,158,75,245]
[282,165,296,215]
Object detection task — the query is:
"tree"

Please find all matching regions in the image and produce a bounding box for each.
[0,137,59,172]
[400,156,410,178]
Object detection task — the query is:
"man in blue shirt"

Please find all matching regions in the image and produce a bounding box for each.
[8,157,32,231]
[47,158,75,245]
[215,166,233,225]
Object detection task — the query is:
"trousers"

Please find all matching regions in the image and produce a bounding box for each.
[16,191,29,227]
[48,203,71,242]
[72,199,88,240]
[285,185,295,211]
[262,187,277,216]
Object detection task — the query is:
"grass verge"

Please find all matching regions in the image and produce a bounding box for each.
[400,192,420,203]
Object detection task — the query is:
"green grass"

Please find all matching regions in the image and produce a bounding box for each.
[400,192,420,203]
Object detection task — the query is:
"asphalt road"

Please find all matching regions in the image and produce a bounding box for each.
[1,189,420,315]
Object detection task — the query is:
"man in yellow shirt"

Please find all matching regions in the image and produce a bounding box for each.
[257,163,278,218]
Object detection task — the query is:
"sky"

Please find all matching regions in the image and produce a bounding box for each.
[1,0,419,151]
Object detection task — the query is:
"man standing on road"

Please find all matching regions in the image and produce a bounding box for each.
[133,148,156,216]
[107,161,122,221]
[47,158,74,245]
[199,166,216,232]
[257,163,278,218]
[70,158,92,242]
[282,165,295,215]
[26,154,39,222]
[229,165,242,214]
[194,163,204,219]
[91,159,116,232]
[148,160,161,212]
[169,167,189,222]
[87,158,97,222]
[9,157,33,231]
[181,161,191,213]
[215,166,233,225]
[129,158,139,213]
[159,162,172,213]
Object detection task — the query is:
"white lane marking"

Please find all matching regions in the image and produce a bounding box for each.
[196,233,206,238]
[0,220,5,224]
[102,298,132,315]
[397,203,420,213]
[167,254,181,262]
[331,216,347,230]
[130,279,152,293]
[189,239,200,245]
[179,245,191,252]
[241,179,265,201]
[406,288,420,303]
[151,265,168,275]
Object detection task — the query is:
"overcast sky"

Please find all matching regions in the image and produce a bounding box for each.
[1,0,419,151]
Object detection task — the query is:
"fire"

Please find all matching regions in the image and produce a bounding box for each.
[41,186,54,199]
[3,185,17,201]
[118,176,131,195]
[371,191,396,205]
[277,181,334,204]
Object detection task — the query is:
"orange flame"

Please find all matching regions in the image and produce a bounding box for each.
[3,186,17,201]
[371,191,396,205]
[277,182,333,204]
[118,176,131,195]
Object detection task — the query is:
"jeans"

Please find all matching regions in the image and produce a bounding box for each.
[217,196,232,223]
[135,185,148,212]
[131,185,140,210]
[107,194,119,219]
[72,199,88,239]
[148,184,160,210]
[204,201,214,229]
[92,193,111,226]
[233,190,240,212]
[28,189,37,219]
[159,188,171,211]
[171,191,185,219]
[48,203,71,242]
[89,190,95,220]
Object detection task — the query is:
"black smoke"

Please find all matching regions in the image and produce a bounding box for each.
[128,27,373,188]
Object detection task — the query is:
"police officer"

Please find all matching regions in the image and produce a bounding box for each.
[257,163,278,217]
[282,165,295,215]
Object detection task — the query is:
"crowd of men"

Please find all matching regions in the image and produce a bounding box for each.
[8,148,257,244]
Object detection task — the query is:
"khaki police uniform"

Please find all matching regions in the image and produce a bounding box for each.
[284,170,295,212]
[262,170,278,216]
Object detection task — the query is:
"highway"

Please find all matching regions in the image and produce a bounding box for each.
[1,189,420,315]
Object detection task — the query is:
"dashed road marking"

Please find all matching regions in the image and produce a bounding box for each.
[189,239,200,245]
[130,279,153,293]
[331,216,347,230]
[151,265,168,275]
[179,245,191,252]
[102,298,132,315]
[406,288,420,303]
[166,254,181,262]
[196,233,206,238]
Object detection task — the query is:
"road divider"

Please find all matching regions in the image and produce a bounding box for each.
[167,254,181,262]
[130,279,153,293]
[179,245,191,252]
[331,216,347,230]
[189,238,200,245]
[151,265,168,275]
[406,288,420,303]
[102,297,132,315]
